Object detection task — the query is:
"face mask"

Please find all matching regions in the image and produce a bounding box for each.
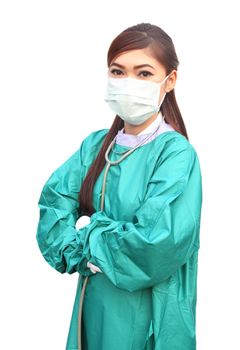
[104,73,171,125]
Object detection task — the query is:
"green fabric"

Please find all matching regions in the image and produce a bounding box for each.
[36,129,202,350]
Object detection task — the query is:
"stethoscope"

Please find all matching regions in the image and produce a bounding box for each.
[77,115,165,349]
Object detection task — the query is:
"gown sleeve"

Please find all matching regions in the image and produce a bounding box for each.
[36,139,93,276]
[80,137,203,292]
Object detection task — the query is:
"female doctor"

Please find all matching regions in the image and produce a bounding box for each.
[36,23,202,350]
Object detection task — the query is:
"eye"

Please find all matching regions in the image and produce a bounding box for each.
[138,71,154,78]
[110,69,123,75]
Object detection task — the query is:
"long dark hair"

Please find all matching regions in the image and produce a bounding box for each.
[78,22,189,217]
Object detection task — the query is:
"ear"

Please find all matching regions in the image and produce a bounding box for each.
[165,70,177,93]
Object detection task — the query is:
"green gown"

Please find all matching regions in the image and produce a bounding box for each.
[36,128,202,350]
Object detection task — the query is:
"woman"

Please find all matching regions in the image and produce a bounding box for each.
[36,23,202,350]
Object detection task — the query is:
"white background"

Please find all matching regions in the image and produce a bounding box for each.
[1,1,239,349]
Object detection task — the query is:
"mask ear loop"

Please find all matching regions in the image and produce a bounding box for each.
[157,72,172,112]
[158,91,167,111]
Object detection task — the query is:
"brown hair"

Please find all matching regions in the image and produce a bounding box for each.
[78,22,189,216]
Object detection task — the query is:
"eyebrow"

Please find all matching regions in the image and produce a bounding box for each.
[110,62,156,70]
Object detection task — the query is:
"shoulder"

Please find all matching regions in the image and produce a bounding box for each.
[82,128,109,149]
[53,129,108,175]
[147,132,202,201]
[79,128,109,165]
[156,131,198,162]
[79,128,109,157]
[42,129,109,189]
[152,131,202,184]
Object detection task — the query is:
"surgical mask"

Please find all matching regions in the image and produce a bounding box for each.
[104,73,171,125]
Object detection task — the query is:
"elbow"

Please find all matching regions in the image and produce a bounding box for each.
[36,239,67,274]
[43,252,67,274]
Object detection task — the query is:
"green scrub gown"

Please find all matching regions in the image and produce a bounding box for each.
[36,128,202,350]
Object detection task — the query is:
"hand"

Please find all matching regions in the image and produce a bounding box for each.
[75,215,91,230]
[87,261,103,274]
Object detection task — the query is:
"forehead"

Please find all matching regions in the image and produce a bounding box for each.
[111,48,165,70]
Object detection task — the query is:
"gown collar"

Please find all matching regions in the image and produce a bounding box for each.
[115,112,175,147]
